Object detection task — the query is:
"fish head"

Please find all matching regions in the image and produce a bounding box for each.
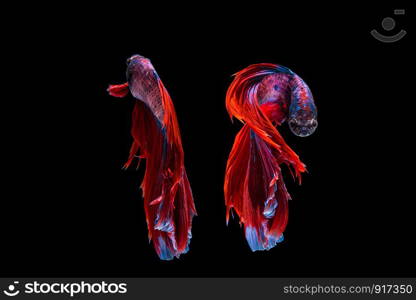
[126,54,156,80]
[288,108,318,137]
[126,54,152,66]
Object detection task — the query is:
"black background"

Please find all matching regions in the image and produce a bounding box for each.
[2,3,413,277]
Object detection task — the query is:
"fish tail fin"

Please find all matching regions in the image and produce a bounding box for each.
[225,124,289,251]
[107,82,129,98]
[126,84,196,260]
[225,63,305,251]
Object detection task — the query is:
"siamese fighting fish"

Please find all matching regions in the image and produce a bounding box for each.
[108,55,196,260]
[224,63,317,251]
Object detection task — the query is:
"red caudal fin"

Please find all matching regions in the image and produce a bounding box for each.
[110,80,196,260]
[224,64,306,251]
[107,82,129,98]
[225,125,290,250]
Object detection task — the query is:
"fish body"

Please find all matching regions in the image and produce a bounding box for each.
[126,55,165,123]
[108,55,196,260]
[257,73,292,124]
[256,67,318,135]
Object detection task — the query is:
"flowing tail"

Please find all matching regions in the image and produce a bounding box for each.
[108,81,196,260]
[224,63,305,251]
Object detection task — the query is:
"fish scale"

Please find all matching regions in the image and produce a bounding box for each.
[127,61,165,123]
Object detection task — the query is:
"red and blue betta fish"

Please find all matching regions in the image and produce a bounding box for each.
[107,55,196,260]
[224,63,317,251]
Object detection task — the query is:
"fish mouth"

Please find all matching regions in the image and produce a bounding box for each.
[288,118,318,137]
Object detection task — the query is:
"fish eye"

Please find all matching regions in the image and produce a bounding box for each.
[289,119,297,126]
[126,57,132,65]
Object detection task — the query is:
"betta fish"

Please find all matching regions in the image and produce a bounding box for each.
[224,63,317,251]
[107,54,196,260]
